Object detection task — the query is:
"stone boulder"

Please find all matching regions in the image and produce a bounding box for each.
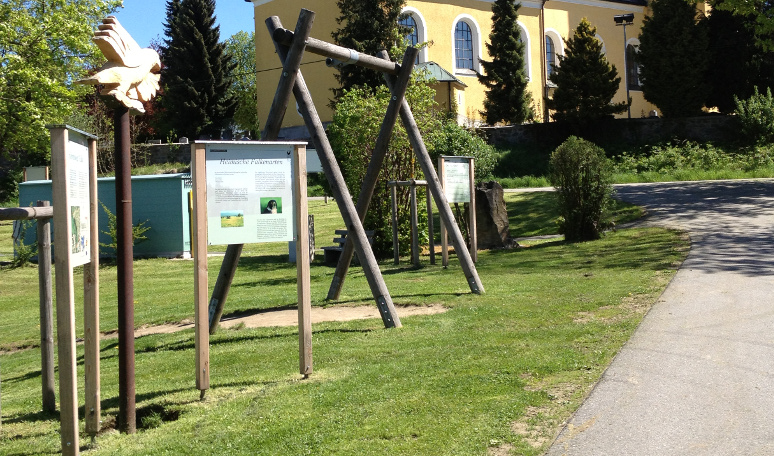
[475,181,517,249]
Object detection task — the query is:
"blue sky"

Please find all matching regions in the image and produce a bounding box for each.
[112,0,256,48]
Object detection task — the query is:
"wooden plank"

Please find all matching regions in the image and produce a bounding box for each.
[427,186,435,265]
[192,143,209,392]
[0,206,54,220]
[51,127,80,456]
[267,16,401,328]
[468,158,477,263]
[36,200,55,413]
[294,145,313,376]
[327,48,418,300]
[84,137,100,437]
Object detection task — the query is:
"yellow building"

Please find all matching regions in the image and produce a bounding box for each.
[246,0,658,138]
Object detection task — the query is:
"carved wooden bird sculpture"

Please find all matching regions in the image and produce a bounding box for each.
[77,16,160,114]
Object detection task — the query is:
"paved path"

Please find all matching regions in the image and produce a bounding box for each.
[546,179,774,456]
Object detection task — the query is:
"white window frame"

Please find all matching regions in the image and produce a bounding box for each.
[451,14,483,75]
[400,7,428,63]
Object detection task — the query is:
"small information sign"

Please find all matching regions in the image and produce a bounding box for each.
[66,132,92,267]
[442,156,472,203]
[204,143,296,245]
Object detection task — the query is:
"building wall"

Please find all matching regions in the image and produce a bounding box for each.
[248,0,659,133]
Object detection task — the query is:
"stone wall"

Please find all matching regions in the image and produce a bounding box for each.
[479,115,741,149]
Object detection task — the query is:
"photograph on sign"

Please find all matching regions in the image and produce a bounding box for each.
[68,132,91,266]
[206,143,295,245]
[443,158,471,203]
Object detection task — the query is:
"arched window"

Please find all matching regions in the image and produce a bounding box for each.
[545,35,556,78]
[455,21,474,71]
[626,43,641,90]
[399,15,419,47]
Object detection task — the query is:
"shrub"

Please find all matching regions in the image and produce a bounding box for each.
[735,87,774,144]
[549,136,613,242]
[99,201,151,256]
[427,121,499,180]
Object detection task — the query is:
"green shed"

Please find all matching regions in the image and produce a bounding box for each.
[18,174,192,258]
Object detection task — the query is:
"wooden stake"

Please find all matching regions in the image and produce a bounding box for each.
[439,158,449,267]
[36,201,55,413]
[468,158,477,263]
[192,143,209,392]
[391,184,399,265]
[410,181,419,267]
[294,145,313,376]
[84,137,100,437]
[427,186,435,265]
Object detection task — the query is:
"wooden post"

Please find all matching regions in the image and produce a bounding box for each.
[427,186,435,265]
[327,48,417,300]
[192,143,209,393]
[294,145,313,376]
[468,158,477,263]
[438,158,449,267]
[84,137,100,437]
[36,201,55,413]
[51,127,80,456]
[410,181,419,267]
[390,183,399,265]
[208,244,243,334]
[267,15,402,328]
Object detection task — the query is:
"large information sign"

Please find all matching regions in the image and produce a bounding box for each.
[442,156,472,203]
[205,143,296,245]
[66,132,92,267]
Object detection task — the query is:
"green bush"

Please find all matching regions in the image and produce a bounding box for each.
[735,87,774,144]
[99,201,151,256]
[427,121,498,180]
[549,136,613,242]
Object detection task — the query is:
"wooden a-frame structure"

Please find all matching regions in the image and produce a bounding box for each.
[208,9,483,332]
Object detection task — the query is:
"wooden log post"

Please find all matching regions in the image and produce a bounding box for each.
[0,206,54,220]
[267,14,401,328]
[294,146,313,376]
[391,183,399,265]
[36,201,55,413]
[439,159,449,267]
[192,143,209,394]
[208,244,243,334]
[410,181,420,267]
[427,186,435,265]
[384,81,485,294]
[468,158,477,263]
[327,48,418,300]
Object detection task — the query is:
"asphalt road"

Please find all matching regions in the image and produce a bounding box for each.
[546,179,774,456]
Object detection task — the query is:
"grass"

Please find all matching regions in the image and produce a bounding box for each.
[0,193,687,455]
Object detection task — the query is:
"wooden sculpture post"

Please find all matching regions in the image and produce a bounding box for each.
[77,15,161,434]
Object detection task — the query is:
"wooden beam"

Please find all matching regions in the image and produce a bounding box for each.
[83,137,101,437]
[267,15,401,328]
[36,200,55,413]
[192,143,209,392]
[0,206,53,220]
[294,145,313,376]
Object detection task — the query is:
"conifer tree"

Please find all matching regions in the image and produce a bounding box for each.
[478,0,532,125]
[638,0,709,117]
[331,0,406,100]
[160,0,237,139]
[547,18,626,128]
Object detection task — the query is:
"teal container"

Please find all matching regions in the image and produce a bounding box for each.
[18,174,192,258]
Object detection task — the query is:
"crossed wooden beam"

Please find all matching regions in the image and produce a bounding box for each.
[208,9,484,332]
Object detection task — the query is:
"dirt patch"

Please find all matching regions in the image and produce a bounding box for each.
[128,304,448,338]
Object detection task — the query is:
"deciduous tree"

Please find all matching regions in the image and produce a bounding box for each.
[224,31,259,138]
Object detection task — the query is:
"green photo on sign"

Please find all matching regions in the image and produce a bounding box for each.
[220,210,245,228]
[260,197,282,215]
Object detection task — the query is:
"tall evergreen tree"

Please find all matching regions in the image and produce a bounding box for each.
[638,0,709,117]
[478,0,532,125]
[547,19,626,128]
[160,0,237,140]
[331,0,406,100]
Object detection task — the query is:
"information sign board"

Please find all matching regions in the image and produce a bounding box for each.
[66,129,92,267]
[204,143,296,245]
[442,156,472,203]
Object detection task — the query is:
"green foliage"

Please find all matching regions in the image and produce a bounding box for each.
[331,0,406,99]
[327,78,438,258]
[549,136,613,242]
[224,31,260,138]
[547,19,626,129]
[10,219,37,268]
[715,0,774,51]
[478,0,532,125]
[160,0,237,140]
[638,0,710,117]
[0,0,121,202]
[735,87,774,144]
[99,201,151,256]
[427,122,499,180]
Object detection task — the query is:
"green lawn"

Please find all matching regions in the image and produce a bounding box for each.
[0,194,687,455]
